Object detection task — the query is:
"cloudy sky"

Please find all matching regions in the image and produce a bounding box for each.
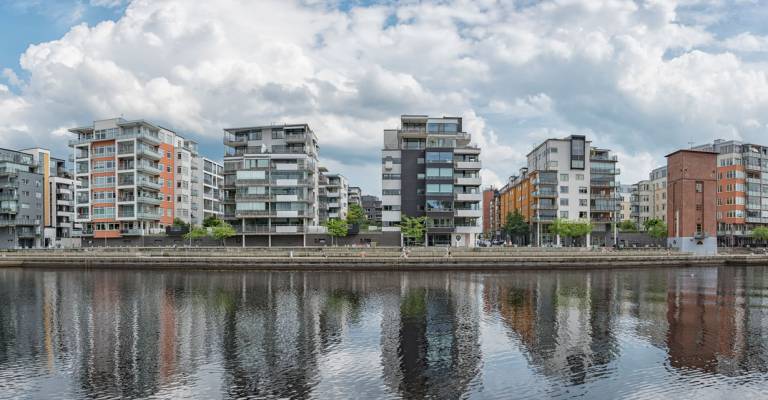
[1,0,768,195]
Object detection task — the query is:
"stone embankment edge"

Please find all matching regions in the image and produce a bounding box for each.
[0,254,764,271]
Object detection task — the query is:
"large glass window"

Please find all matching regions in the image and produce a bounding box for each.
[236,202,266,211]
[426,152,453,163]
[426,200,452,211]
[236,170,265,180]
[426,168,453,177]
[426,184,454,193]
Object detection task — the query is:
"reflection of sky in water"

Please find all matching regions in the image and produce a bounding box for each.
[0,267,767,399]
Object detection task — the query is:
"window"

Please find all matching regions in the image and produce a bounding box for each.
[695,182,703,193]
[426,184,454,193]
[426,168,453,177]
[426,200,452,211]
[560,174,569,181]
[696,224,703,234]
[576,174,584,181]
[560,211,568,218]
[579,199,588,207]
[560,198,569,206]
[560,186,569,193]
[236,202,266,211]
[578,187,588,194]
[236,170,265,180]
[426,152,453,163]
[382,189,400,195]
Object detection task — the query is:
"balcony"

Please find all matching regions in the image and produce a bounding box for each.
[454,177,481,186]
[136,180,162,191]
[455,225,480,234]
[454,193,481,202]
[136,146,162,160]
[237,225,306,234]
[137,211,162,220]
[224,136,248,147]
[455,209,482,218]
[454,161,482,170]
[137,195,162,205]
[284,133,307,143]
[120,228,144,236]
[532,190,557,198]
[274,194,299,202]
[532,203,557,210]
[591,180,616,188]
[136,162,161,174]
[273,163,299,171]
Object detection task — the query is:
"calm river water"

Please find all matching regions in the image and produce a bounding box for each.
[1,267,768,399]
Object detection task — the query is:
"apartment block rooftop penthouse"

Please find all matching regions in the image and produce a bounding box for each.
[68,118,185,239]
[223,123,319,247]
[382,115,482,247]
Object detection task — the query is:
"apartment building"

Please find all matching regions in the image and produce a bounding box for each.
[590,147,620,246]
[630,180,652,228]
[649,165,668,223]
[223,123,319,246]
[0,148,44,248]
[318,169,349,222]
[22,148,83,247]
[348,186,362,207]
[617,184,632,222]
[482,188,495,238]
[690,139,768,246]
[198,158,223,223]
[69,118,178,239]
[361,195,382,226]
[381,115,482,247]
[666,150,718,255]
[174,138,200,225]
[492,135,620,246]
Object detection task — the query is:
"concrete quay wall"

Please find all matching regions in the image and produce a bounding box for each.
[0,249,765,270]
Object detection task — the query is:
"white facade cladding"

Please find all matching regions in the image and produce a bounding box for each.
[318,169,349,223]
[197,157,223,223]
[381,115,482,247]
[175,138,199,224]
[223,123,320,246]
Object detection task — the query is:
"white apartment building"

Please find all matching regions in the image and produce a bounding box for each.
[69,118,183,239]
[319,170,349,222]
[526,135,592,245]
[174,138,199,225]
[198,157,223,223]
[649,165,667,223]
[630,180,652,228]
[223,123,320,247]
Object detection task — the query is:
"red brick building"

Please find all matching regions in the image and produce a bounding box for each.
[666,150,718,255]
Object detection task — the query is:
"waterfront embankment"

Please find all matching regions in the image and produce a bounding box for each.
[0,247,766,270]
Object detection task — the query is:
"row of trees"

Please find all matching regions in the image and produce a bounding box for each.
[183,216,236,246]
[324,203,372,245]
[618,218,667,239]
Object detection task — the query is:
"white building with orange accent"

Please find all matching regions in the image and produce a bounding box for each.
[69,118,182,239]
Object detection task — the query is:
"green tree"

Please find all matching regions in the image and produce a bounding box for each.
[644,218,668,239]
[346,203,368,227]
[203,216,224,228]
[618,220,638,232]
[325,218,349,246]
[172,217,189,229]
[400,215,427,246]
[751,226,768,245]
[184,226,208,246]
[550,218,592,246]
[504,211,529,245]
[211,223,236,247]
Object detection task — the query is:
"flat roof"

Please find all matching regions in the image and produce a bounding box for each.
[665,149,719,158]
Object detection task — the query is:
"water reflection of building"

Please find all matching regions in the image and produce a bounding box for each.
[664,267,766,375]
[484,271,620,385]
[380,273,482,399]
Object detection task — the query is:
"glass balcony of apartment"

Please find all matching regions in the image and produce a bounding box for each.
[136,144,161,160]
[136,160,161,174]
[137,193,162,205]
[136,209,162,220]
[136,178,161,190]
[0,201,18,214]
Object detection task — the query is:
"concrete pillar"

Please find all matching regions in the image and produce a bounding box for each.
[556,234,561,247]
[586,233,591,248]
